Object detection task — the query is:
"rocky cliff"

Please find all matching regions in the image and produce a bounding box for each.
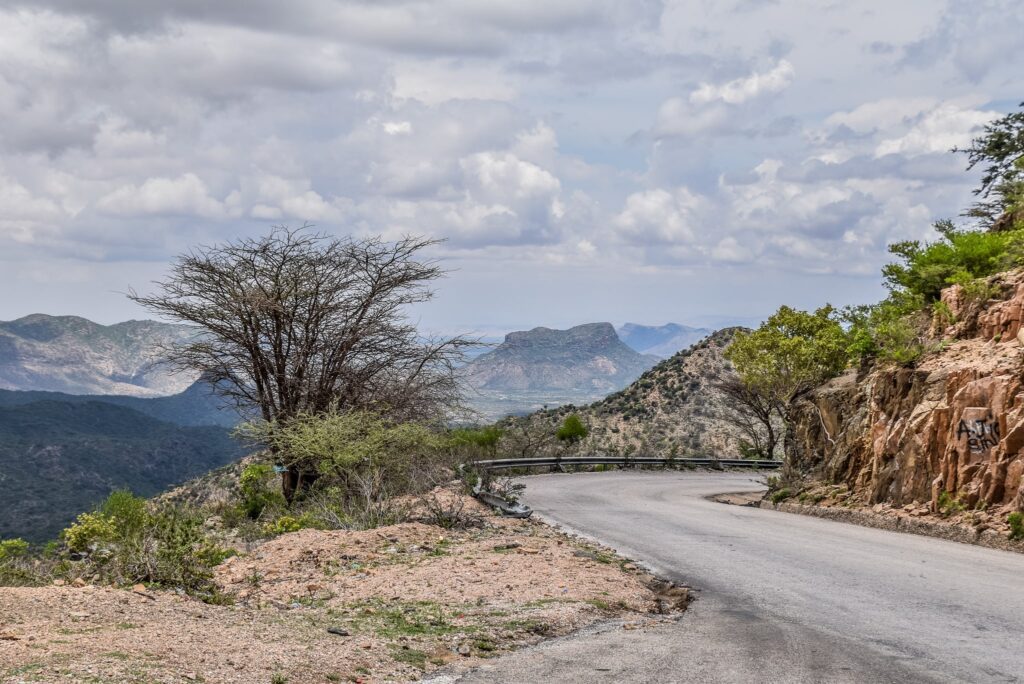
[787,270,1024,517]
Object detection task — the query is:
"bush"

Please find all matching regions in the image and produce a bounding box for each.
[58,491,232,598]
[63,511,119,553]
[243,410,451,499]
[556,414,588,445]
[882,220,1024,303]
[1009,511,1024,541]
[0,538,39,586]
[844,298,929,366]
[239,463,285,519]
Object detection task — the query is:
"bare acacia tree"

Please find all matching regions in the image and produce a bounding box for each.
[716,375,781,459]
[129,226,468,500]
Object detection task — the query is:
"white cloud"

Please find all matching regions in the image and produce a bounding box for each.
[382,121,413,135]
[613,188,702,245]
[95,173,226,218]
[690,60,795,106]
[392,61,517,104]
[875,103,999,157]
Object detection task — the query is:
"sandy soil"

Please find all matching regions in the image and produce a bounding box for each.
[0,495,676,684]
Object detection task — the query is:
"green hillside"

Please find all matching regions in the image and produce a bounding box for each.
[0,400,245,542]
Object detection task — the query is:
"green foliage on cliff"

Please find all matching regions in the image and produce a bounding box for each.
[881,219,1024,303]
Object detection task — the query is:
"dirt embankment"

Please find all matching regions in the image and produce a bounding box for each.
[0,496,685,684]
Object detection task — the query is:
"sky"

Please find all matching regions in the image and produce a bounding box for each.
[1,0,1022,335]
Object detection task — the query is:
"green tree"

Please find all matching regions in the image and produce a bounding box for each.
[958,101,1024,229]
[724,305,850,432]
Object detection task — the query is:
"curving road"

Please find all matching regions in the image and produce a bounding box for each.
[445,471,1024,684]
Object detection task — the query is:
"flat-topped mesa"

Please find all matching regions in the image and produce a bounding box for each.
[788,270,1024,515]
[463,322,657,393]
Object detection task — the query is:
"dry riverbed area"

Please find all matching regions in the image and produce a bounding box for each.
[0,494,684,684]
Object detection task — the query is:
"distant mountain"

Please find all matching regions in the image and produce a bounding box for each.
[616,323,713,358]
[0,396,245,542]
[502,328,748,458]
[0,314,198,396]
[463,323,658,393]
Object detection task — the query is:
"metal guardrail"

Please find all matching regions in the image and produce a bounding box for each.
[469,456,783,471]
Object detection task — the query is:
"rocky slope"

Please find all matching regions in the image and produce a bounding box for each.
[0,314,197,396]
[504,328,748,457]
[616,322,712,358]
[787,270,1024,521]
[463,322,657,393]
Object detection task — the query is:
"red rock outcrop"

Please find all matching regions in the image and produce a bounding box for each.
[787,271,1024,514]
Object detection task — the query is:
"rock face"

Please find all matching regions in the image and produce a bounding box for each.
[0,314,197,396]
[463,322,657,393]
[788,271,1024,512]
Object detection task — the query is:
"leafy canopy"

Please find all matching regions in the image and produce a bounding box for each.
[242,410,445,486]
[725,305,850,404]
[959,101,1024,227]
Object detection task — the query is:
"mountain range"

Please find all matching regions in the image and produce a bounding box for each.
[0,314,197,396]
[616,323,712,358]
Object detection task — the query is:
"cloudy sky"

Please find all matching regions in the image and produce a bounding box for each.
[1,0,1022,334]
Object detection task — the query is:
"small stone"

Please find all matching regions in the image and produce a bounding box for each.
[69,612,91,619]
[326,627,350,637]
[52,579,65,587]
[493,542,521,551]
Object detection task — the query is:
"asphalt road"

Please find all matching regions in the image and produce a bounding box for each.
[437,471,1024,684]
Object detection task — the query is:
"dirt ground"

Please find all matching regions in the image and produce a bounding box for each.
[0,496,683,684]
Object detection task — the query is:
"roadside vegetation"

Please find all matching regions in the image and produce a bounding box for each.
[0,226,603,599]
[723,103,1024,470]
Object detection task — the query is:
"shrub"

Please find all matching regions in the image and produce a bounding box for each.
[1009,512,1024,541]
[882,220,1024,303]
[937,490,966,517]
[239,463,285,519]
[58,491,232,597]
[0,538,40,586]
[63,511,119,553]
[556,414,588,445]
[244,410,450,499]
[262,514,311,536]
